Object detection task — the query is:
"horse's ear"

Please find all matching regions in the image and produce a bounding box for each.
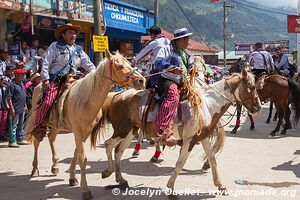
[115,50,120,55]
[105,49,112,59]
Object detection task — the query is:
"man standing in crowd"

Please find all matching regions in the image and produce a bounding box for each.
[0,76,9,141]
[32,23,95,141]
[7,68,29,147]
[249,42,274,78]
[153,28,194,146]
[30,37,39,59]
[0,49,9,76]
[133,26,170,88]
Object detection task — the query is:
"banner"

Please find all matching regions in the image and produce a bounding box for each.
[235,40,289,55]
[287,15,300,33]
[37,16,69,30]
[8,41,21,56]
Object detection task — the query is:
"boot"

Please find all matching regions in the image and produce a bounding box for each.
[156,126,178,147]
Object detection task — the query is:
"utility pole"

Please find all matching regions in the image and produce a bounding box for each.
[154,0,159,26]
[223,1,227,68]
[297,0,300,74]
[93,0,103,65]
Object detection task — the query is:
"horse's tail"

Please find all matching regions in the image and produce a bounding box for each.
[288,79,300,125]
[202,124,226,161]
[90,93,115,150]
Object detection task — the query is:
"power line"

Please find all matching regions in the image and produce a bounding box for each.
[231,0,296,16]
[173,0,206,43]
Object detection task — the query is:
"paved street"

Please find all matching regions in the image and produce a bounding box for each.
[0,104,300,200]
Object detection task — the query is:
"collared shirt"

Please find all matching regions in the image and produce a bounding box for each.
[0,60,7,76]
[7,79,27,113]
[274,53,289,70]
[40,41,96,81]
[249,49,274,70]
[133,35,170,65]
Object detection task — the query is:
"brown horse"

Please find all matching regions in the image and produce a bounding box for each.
[231,74,300,136]
[24,51,145,200]
[91,68,261,192]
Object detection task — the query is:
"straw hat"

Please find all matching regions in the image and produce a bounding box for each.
[30,73,41,82]
[55,23,81,40]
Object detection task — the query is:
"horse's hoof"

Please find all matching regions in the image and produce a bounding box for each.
[69,178,79,186]
[218,187,228,196]
[250,125,255,131]
[265,119,270,124]
[132,151,140,158]
[150,156,158,163]
[270,131,276,136]
[82,191,92,200]
[280,130,287,135]
[119,181,129,190]
[231,128,238,134]
[202,162,210,170]
[51,166,59,175]
[102,169,113,179]
[31,169,39,178]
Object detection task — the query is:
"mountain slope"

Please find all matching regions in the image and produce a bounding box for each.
[119,0,296,50]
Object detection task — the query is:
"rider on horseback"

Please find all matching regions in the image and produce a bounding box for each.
[153,28,194,146]
[33,23,96,141]
[273,47,295,78]
[249,42,274,79]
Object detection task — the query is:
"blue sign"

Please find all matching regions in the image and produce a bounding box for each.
[103,0,154,33]
[37,16,69,30]
[8,41,21,56]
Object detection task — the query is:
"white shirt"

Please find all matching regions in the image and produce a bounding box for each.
[249,49,274,70]
[133,36,170,65]
[40,42,95,81]
[0,60,6,76]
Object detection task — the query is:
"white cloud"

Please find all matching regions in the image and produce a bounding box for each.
[246,0,297,8]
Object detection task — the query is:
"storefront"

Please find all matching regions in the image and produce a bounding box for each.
[2,0,153,59]
[103,0,154,58]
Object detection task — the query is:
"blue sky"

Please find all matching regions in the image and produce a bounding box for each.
[247,0,297,8]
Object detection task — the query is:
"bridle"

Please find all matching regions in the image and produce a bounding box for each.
[108,59,141,87]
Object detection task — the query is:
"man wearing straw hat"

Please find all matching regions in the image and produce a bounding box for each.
[34,23,95,141]
[153,28,195,147]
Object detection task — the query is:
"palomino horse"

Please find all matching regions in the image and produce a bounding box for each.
[91,68,261,192]
[231,74,300,136]
[24,51,145,200]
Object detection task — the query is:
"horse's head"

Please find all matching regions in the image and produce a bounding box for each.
[106,50,145,90]
[230,56,248,74]
[235,68,261,115]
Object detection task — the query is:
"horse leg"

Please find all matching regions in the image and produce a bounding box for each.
[201,138,226,191]
[266,102,273,123]
[281,106,292,135]
[69,148,79,186]
[150,142,162,163]
[202,159,210,170]
[114,131,134,189]
[167,137,195,190]
[31,137,40,177]
[74,135,91,200]
[132,128,142,158]
[231,104,242,134]
[102,135,121,179]
[48,128,59,175]
[249,114,255,130]
[270,111,284,136]
[273,112,278,121]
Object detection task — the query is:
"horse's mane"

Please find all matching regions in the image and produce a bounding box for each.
[73,58,108,109]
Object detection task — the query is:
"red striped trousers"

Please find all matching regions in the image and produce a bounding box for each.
[155,83,179,131]
[34,82,61,126]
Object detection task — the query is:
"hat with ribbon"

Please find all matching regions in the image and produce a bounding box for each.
[55,23,81,40]
[173,28,193,40]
